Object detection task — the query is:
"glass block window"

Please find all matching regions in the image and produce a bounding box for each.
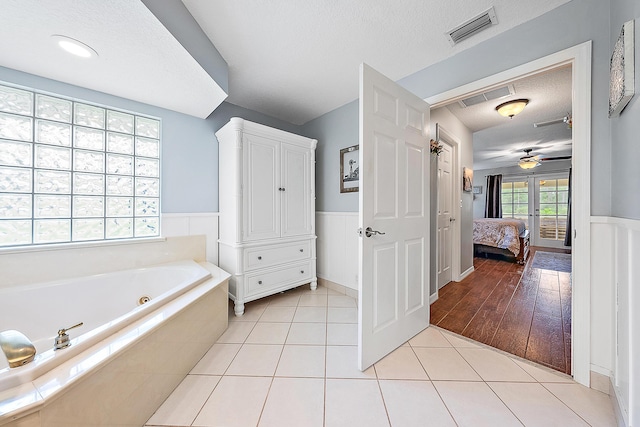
[0,83,160,247]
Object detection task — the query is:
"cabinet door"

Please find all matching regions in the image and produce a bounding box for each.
[243,134,280,241]
[281,143,313,237]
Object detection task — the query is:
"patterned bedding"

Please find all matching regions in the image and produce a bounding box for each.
[473,218,527,256]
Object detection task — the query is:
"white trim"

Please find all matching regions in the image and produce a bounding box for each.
[591,364,613,377]
[426,41,592,386]
[429,292,439,304]
[458,266,475,281]
[0,236,166,255]
[592,215,640,230]
[436,126,462,282]
[611,378,630,427]
[315,211,358,216]
[162,212,220,218]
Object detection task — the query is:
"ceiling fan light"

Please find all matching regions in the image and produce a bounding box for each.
[495,98,529,118]
[518,158,540,169]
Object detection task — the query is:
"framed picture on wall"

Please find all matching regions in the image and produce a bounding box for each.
[340,145,359,193]
[463,167,473,192]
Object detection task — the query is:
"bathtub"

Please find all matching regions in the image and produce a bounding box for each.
[0,259,230,426]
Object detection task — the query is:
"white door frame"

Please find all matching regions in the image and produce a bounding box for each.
[436,125,461,283]
[426,41,592,386]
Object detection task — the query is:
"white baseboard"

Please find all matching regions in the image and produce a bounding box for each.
[610,377,629,427]
[458,266,475,281]
[429,292,438,304]
[318,277,358,300]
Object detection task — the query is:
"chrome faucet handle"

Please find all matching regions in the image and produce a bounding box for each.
[54,322,83,351]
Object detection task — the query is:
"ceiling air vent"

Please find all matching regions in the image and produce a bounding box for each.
[458,85,515,108]
[446,7,498,46]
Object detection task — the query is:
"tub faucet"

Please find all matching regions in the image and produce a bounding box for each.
[0,330,36,368]
[54,322,83,350]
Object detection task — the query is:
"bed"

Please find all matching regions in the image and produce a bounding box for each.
[473,218,530,264]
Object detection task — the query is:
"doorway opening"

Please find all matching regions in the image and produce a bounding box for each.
[425,42,591,384]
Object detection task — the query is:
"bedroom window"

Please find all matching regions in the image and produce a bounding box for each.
[501,180,528,227]
[0,83,161,248]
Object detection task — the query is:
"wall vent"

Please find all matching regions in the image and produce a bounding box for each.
[446,7,498,46]
[458,85,514,108]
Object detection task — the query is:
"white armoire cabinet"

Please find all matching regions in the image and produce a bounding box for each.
[216,118,318,316]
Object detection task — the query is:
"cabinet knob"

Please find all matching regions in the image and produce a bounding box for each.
[258,280,263,285]
[278,187,286,192]
[299,249,303,252]
[300,270,305,274]
[258,256,262,260]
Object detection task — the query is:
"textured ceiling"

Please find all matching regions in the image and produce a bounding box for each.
[442,66,573,170]
[183,0,570,125]
[0,0,226,119]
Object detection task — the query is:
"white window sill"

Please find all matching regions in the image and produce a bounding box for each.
[0,237,166,255]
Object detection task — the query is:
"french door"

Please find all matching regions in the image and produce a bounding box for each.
[501,173,570,249]
[532,176,570,248]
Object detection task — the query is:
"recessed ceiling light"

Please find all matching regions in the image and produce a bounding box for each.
[51,35,98,58]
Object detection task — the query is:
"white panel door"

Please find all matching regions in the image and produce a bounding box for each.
[281,143,312,237]
[437,141,453,288]
[358,63,431,370]
[243,134,280,241]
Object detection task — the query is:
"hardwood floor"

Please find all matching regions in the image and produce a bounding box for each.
[430,246,572,375]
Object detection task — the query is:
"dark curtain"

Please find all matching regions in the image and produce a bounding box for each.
[564,168,572,246]
[484,174,503,218]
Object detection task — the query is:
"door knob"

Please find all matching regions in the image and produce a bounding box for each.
[364,227,385,238]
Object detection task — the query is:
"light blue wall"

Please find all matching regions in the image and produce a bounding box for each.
[0,66,300,213]
[400,0,612,217]
[301,100,359,212]
[610,1,640,220]
[303,0,613,217]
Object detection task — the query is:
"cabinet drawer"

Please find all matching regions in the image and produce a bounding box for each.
[245,241,311,271]
[246,261,312,294]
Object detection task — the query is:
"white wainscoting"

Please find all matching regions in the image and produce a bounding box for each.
[162,213,219,265]
[316,212,359,291]
[590,216,640,427]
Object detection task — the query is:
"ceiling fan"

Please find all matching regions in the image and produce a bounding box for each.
[518,148,572,169]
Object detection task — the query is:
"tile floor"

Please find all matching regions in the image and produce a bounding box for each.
[145,285,616,427]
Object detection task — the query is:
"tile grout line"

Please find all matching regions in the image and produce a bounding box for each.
[538,382,598,426]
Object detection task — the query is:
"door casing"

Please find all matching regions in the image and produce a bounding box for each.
[426,42,592,386]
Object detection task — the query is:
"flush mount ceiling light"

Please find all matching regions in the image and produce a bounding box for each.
[495,98,529,118]
[518,148,541,169]
[51,35,98,58]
